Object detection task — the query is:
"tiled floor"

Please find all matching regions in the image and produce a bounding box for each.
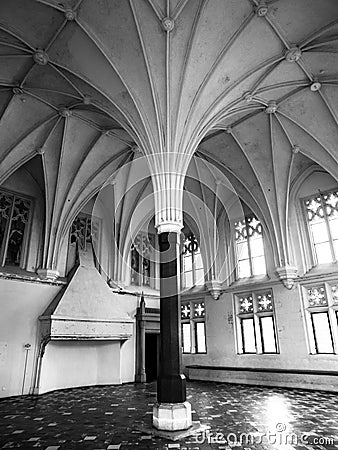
[0,381,337,449]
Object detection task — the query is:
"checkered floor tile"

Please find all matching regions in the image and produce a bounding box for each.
[0,381,337,449]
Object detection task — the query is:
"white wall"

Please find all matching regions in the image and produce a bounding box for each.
[0,274,161,398]
[0,279,61,397]
[39,340,121,393]
[183,285,338,386]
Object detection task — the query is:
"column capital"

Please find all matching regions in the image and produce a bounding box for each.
[147,155,187,235]
[156,221,183,235]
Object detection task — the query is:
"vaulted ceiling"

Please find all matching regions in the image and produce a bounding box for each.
[0,0,337,269]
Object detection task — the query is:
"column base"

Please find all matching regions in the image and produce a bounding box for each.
[153,401,192,431]
[139,421,209,442]
[135,373,147,383]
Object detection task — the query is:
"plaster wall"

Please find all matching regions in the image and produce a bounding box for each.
[183,283,338,388]
[0,279,61,398]
[39,340,121,394]
[0,274,160,398]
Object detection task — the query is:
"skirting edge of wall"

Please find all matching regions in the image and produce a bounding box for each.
[187,366,338,392]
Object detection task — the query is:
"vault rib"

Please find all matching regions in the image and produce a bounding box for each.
[231,127,283,265]
[0,24,35,50]
[277,110,338,180]
[300,18,338,48]
[129,0,164,154]
[172,0,189,21]
[147,0,164,21]
[177,8,255,158]
[76,16,155,157]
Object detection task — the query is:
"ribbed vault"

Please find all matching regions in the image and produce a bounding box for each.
[0,0,337,271]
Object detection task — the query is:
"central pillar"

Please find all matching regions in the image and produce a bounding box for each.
[153,231,192,431]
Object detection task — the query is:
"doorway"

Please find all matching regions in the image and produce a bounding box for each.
[145,333,159,382]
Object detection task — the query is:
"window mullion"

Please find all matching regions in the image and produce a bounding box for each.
[327,283,338,353]
[253,293,262,353]
[139,253,143,286]
[246,220,254,276]
[84,217,88,252]
[1,195,15,266]
[320,193,336,262]
[190,302,195,353]
[191,251,196,286]
[254,316,262,353]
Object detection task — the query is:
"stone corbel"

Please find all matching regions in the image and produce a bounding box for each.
[205,280,222,300]
[276,265,298,290]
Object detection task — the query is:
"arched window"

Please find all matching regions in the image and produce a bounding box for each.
[182,234,204,288]
[130,232,156,288]
[303,189,338,264]
[0,189,32,267]
[234,215,266,278]
[67,212,101,273]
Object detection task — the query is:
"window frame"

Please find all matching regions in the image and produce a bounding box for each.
[301,282,338,355]
[130,231,157,289]
[240,317,256,354]
[234,289,279,355]
[181,299,207,354]
[301,188,338,266]
[0,187,34,269]
[233,214,267,279]
[182,234,204,289]
[67,211,102,272]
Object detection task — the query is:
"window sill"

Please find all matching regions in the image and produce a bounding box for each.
[300,263,338,283]
[224,275,273,292]
[182,352,207,355]
[0,266,67,285]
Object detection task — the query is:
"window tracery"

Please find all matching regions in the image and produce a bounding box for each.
[0,190,32,267]
[234,215,266,278]
[182,234,204,288]
[302,282,338,354]
[304,189,338,264]
[130,232,155,287]
[181,300,206,354]
[235,290,278,354]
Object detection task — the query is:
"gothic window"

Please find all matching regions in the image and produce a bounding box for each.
[69,213,101,251]
[131,232,155,288]
[234,215,266,278]
[0,189,32,267]
[182,234,204,288]
[68,213,101,272]
[235,290,278,354]
[303,189,338,264]
[181,300,206,354]
[302,283,338,354]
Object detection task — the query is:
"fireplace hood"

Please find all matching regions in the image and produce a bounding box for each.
[39,247,133,342]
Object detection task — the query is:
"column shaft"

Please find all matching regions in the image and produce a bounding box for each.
[157,232,186,403]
